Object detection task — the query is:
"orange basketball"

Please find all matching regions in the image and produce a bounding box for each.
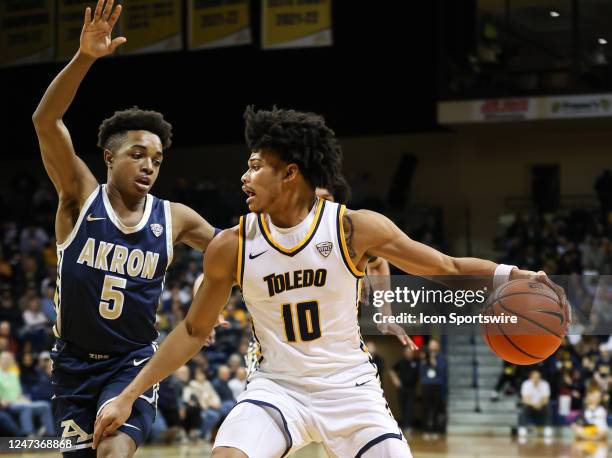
[482,279,567,365]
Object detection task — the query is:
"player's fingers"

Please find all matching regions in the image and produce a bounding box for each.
[108,3,122,29]
[109,37,127,52]
[92,416,108,449]
[104,419,121,436]
[93,0,104,22]
[101,0,114,21]
[84,6,92,25]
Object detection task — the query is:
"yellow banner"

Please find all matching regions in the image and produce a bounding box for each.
[57,0,89,61]
[120,0,182,55]
[188,0,251,50]
[262,0,332,49]
[0,0,54,67]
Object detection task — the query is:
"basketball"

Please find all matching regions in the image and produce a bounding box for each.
[483,279,567,365]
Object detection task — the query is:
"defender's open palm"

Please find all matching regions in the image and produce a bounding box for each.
[80,0,126,58]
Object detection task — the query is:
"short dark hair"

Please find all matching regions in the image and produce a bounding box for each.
[97,107,173,151]
[244,106,343,189]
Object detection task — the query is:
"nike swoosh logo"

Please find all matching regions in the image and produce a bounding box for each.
[249,250,268,260]
[86,214,106,222]
[133,357,150,366]
[355,379,373,387]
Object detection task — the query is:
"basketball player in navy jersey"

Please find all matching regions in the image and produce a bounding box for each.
[95,107,568,457]
[32,1,218,456]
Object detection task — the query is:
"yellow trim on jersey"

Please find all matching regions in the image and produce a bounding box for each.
[237,216,245,287]
[338,205,366,277]
[259,198,324,254]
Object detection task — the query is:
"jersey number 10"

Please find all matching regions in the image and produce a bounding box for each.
[282,301,321,342]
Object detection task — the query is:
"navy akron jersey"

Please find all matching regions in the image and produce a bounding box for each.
[54,185,172,355]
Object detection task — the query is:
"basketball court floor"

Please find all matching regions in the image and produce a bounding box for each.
[4,435,608,457]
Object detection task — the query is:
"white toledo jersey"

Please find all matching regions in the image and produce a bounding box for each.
[237,199,376,383]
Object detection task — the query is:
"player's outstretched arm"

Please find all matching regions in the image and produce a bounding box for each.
[348,209,569,310]
[92,227,238,449]
[347,209,501,277]
[171,202,217,252]
[32,0,125,203]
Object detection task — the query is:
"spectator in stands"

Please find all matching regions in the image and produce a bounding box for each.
[20,297,48,353]
[0,407,22,436]
[0,322,18,355]
[189,367,222,440]
[365,341,385,376]
[491,361,519,401]
[40,284,56,322]
[31,352,53,403]
[571,388,609,441]
[227,353,243,377]
[518,369,553,439]
[212,365,237,411]
[593,342,611,396]
[176,365,202,441]
[0,351,55,436]
[420,338,447,440]
[0,291,21,328]
[390,346,420,434]
[228,367,247,400]
[155,375,184,444]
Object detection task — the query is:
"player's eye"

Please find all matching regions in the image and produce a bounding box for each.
[154,160,162,166]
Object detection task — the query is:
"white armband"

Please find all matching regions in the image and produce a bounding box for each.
[493,264,516,290]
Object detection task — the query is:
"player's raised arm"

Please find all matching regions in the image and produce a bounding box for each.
[92,227,239,448]
[32,0,125,202]
[171,202,217,251]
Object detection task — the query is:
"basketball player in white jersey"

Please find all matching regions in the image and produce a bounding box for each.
[316,178,416,348]
[94,107,568,457]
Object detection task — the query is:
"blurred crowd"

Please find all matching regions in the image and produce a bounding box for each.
[493,204,612,441]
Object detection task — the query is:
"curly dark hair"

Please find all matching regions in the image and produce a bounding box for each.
[328,175,352,205]
[244,106,343,189]
[97,107,173,151]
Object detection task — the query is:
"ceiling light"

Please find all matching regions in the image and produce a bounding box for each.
[598,38,608,45]
[549,11,560,17]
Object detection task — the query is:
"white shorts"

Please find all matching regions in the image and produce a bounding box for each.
[213,372,409,457]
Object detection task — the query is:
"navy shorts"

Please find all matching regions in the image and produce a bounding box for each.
[51,340,158,452]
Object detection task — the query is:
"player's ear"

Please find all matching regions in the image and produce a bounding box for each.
[103,149,115,168]
[284,164,299,182]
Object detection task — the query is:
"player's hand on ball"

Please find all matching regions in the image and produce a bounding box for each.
[80,0,126,59]
[92,395,133,449]
[511,268,572,328]
[377,322,419,350]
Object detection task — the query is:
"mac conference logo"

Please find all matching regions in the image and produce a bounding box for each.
[316,241,333,258]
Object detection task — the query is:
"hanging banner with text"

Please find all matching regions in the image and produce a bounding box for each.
[261,0,332,50]
[188,0,251,50]
[119,0,182,55]
[57,0,89,61]
[0,0,54,67]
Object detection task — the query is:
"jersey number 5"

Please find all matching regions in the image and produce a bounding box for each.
[282,301,321,342]
[99,275,127,320]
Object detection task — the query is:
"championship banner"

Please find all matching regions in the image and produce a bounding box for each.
[0,0,54,67]
[57,0,89,61]
[119,0,182,55]
[262,0,332,50]
[188,0,251,50]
